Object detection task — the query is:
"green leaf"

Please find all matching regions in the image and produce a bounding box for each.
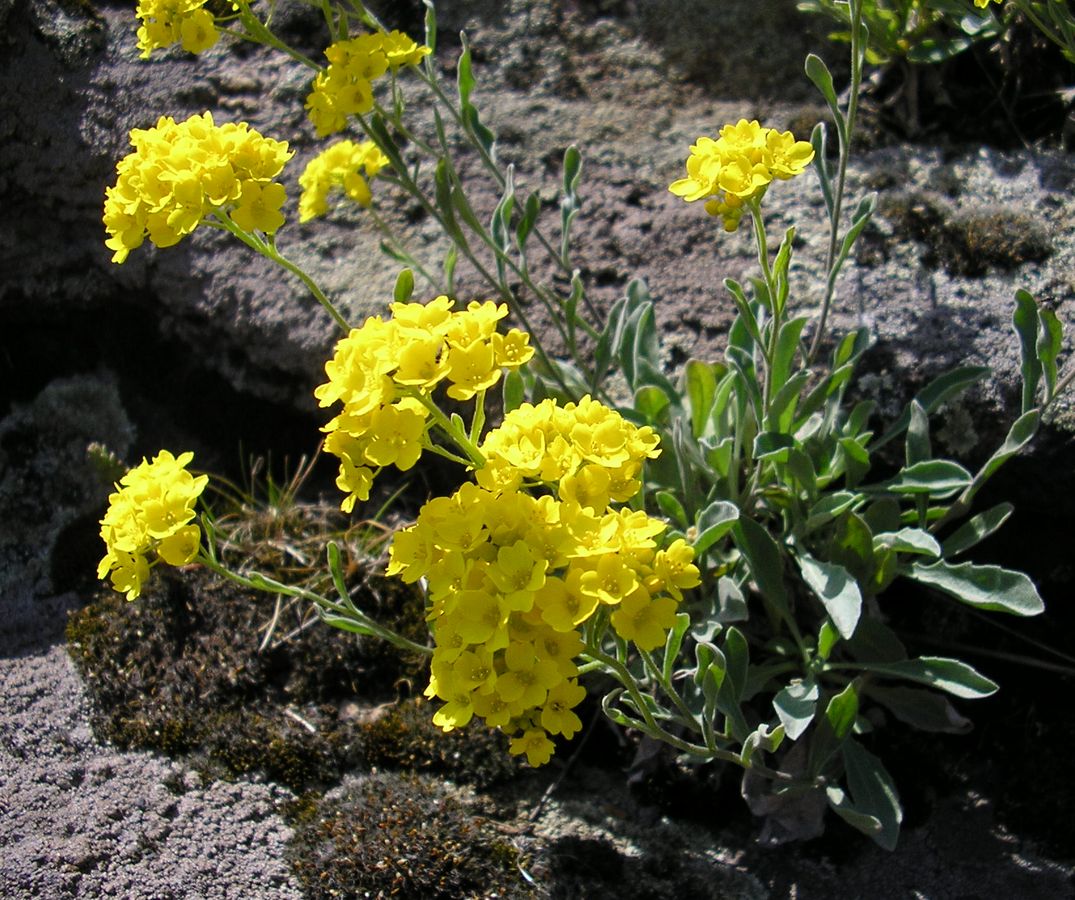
[873,528,941,558]
[753,432,795,463]
[773,676,819,741]
[733,517,790,617]
[683,359,718,438]
[875,366,991,450]
[906,400,930,466]
[456,38,476,108]
[724,278,766,349]
[502,367,524,412]
[422,0,436,54]
[693,500,739,556]
[827,785,883,839]
[1014,289,1043,414]
[906,560,1044,616]
[868,686,972,734]
[817,619,840,660]
[767,371,811,433]
[661,613,691,681]
[845,618,907,664]
[443,244,458,294]
[858,656,998,698]
[806,491,859,531]
[656,490,687,528]
[962,409,1039,505]
[833,193,877,276]
[798,554,862,639]
[393,268,414,304]
[771,317,807,395]
[940,502,1013,557]
[515,190,541,253]
[633,384,671,425]
[826,681,859,739]
[885,460,971,497]
[805,53,847,146]
[842,740,902,850]
[811,122,835,220]
[1038,307,1063,401]
[716,576,748,623]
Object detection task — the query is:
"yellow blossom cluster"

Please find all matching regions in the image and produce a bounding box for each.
[98,450,209,601]
[135,0,219,59]
[104,112,293,264]
[306,31,432,137]
[298,139,390,223]
[316,297,534,512]
[476,396,661,510]
[669,119,815,231]
[386,401,700,767]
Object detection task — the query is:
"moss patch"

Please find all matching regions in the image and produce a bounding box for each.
[872,191,1053,276]
[286,772,532,899]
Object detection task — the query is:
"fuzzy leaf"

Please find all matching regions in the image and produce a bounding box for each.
[859,656,998,698]
[798,554,862,639]
[907,559,1044,616]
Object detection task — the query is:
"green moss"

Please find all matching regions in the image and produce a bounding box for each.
[876,191,1053,276]
[361,697,519,789]
[286,772,533,899]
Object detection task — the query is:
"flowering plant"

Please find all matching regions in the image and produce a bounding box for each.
[94,0,1071,848]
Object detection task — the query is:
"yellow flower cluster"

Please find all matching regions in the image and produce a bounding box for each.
[476,396,661,509]
[135,0,219,59]
[306,31,432,137]
[669,119,815,231]
[104,112,293,264]
[97,450,209,601]
[298,139,390,223]
[387,402,700,767]
[973,0,999,7]
[316,297,534,513]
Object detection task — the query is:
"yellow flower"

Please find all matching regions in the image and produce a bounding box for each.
[135,0,219,58]
[298,139,388,222]
[670,120,814,217]
[610,588,679,651]
[509,728,555,767]
[98,450,208,600]
[104,113,291,262]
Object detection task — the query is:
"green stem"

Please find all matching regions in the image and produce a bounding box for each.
[211,213,350,332]
[807,0,864,363]
[199,555,432,656]
[406,389,486,468]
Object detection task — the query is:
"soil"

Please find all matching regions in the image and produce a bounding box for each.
[3,0,1075,897]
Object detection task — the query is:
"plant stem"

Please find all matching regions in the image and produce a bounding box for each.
[808,0,865,363]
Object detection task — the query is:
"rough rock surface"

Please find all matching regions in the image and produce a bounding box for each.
[3,0,1075,897]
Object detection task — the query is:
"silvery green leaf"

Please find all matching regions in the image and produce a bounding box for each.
[841,740,902,850]
[805,491,859,530]
[1014,290,1043,413]
[683,359,718,438]
[717,576,748,623]
[876,366,991,450]
[869,685,972,734]
[1038,306,1063,401]
[858,656,998,698]
[662,613,691,683]
[805,53,847,145]
[798,554,862,639]
[906,399,930,466]
[694,500,739,556]
[940,502,1013,557]
[885,460,972,497]
[826,785,883,838]
[962,409,1039,505]
[732,518,790,618]
[873,528,941,558]
[906,560,1044,616]
[753,432,795,463]
[774,676,819,741]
